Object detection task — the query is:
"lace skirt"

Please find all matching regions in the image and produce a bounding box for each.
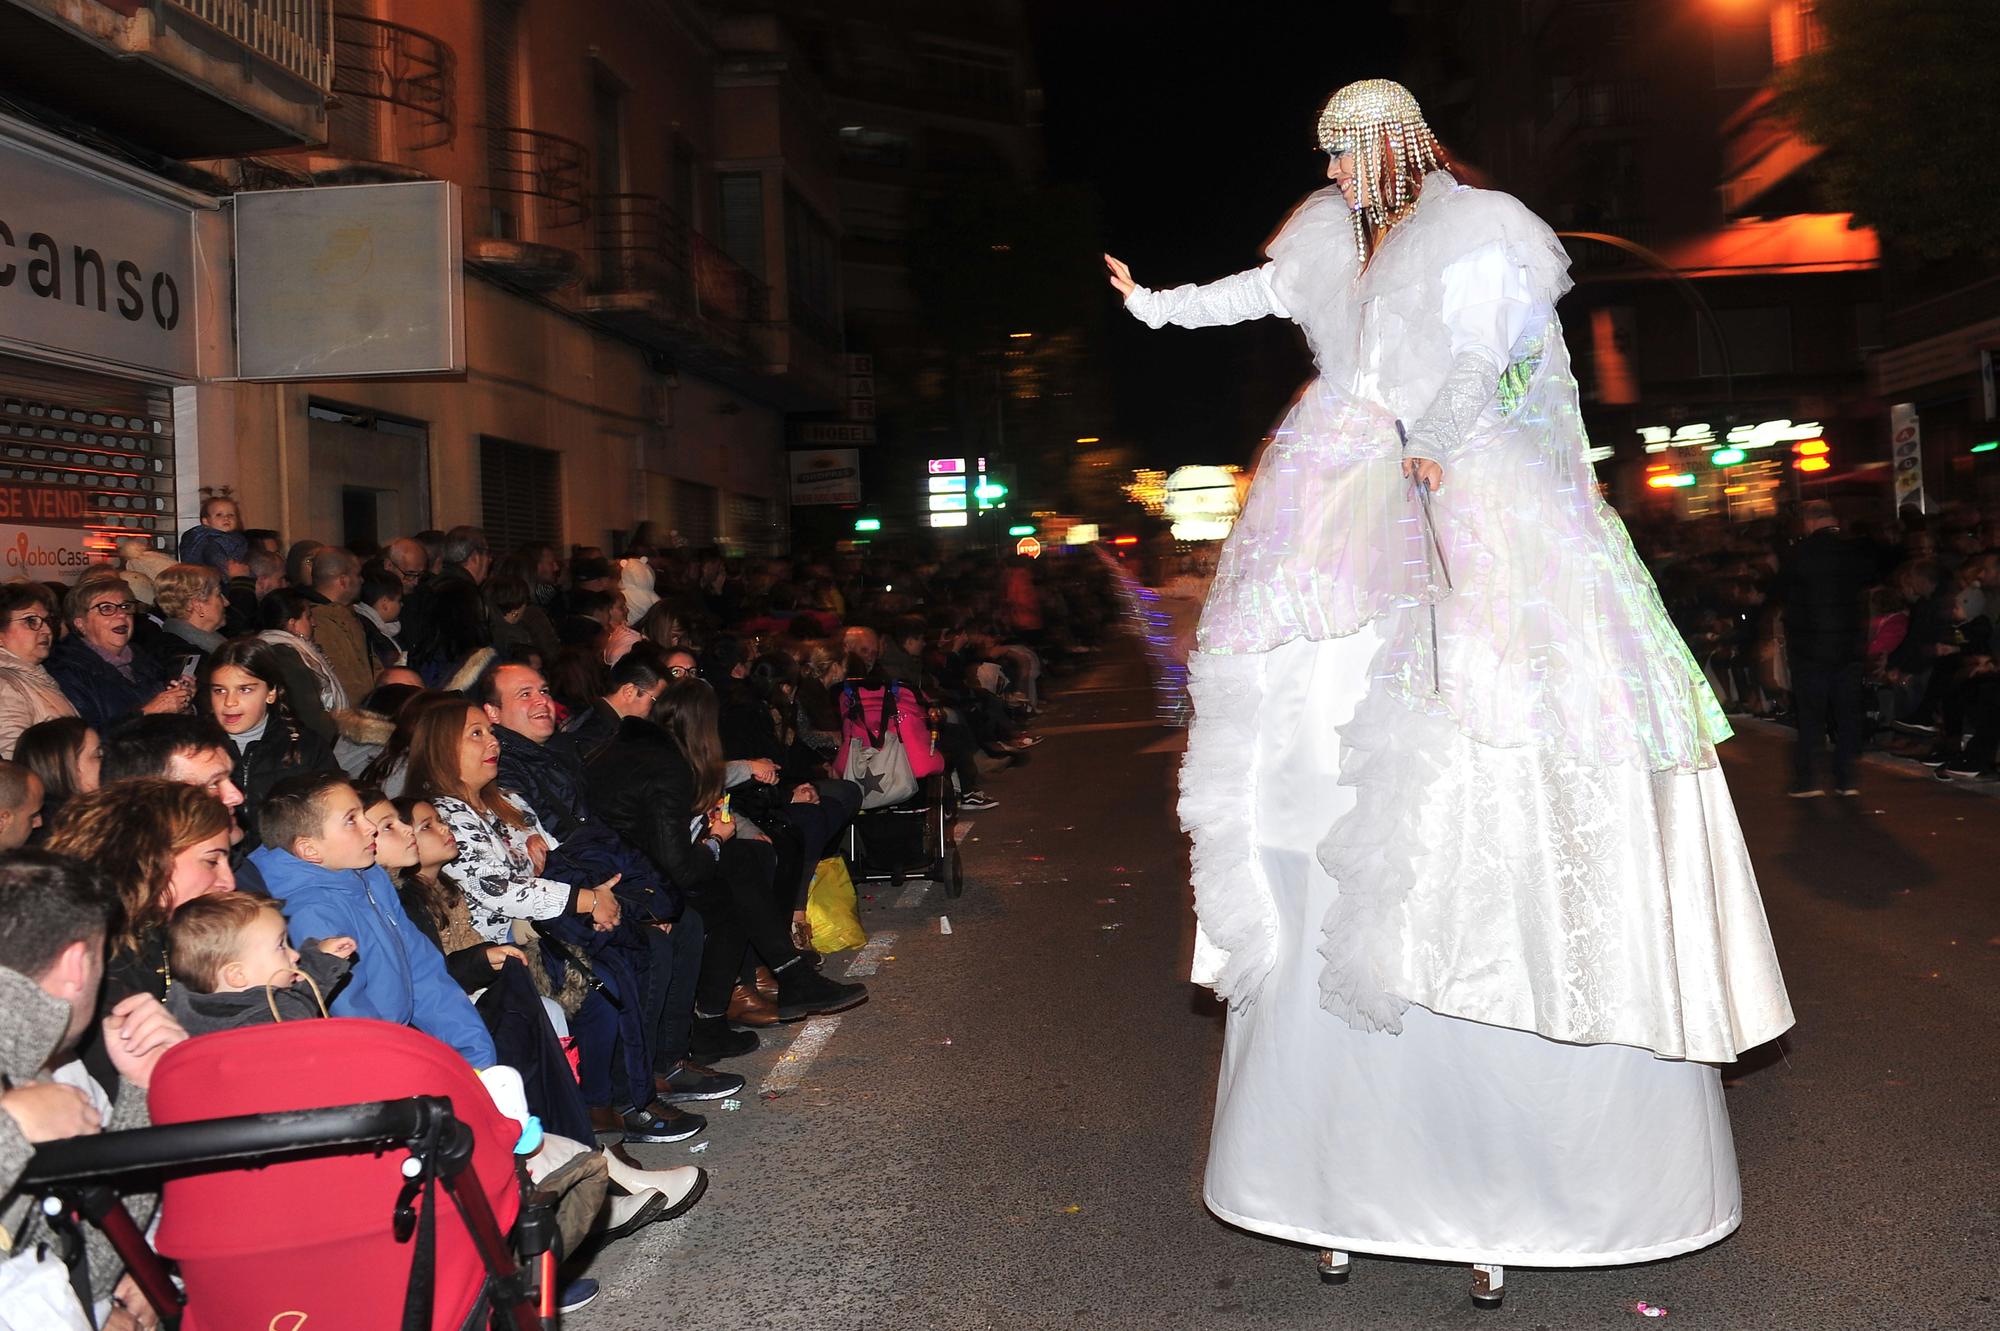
[1203,630,1744,1263]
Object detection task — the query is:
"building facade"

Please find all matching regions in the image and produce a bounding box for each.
[1403,0,1889,520]
[0,0,846,573]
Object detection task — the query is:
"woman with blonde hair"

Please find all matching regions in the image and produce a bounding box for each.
[153,561,230,673]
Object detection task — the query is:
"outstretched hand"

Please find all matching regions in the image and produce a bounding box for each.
[1104,253,1136,298]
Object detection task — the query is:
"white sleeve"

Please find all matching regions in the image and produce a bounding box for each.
[1124,262,1290,330]
[1402,243,1537,464]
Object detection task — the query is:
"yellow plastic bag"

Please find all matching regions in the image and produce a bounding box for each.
[805,857,868,953]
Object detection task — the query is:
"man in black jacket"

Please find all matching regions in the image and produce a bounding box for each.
[402,525,493,684]
[479,658,746,1110]
[1775,502,1874,796]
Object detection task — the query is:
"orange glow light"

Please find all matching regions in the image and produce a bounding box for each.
[1111,535,1140,546]
[1796,456,1831,473]
[1793,439,1829,456]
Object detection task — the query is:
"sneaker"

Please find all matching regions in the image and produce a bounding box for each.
[773,962,869,1021]
[1976,769,2000,783]
[1786,786,1825,799]
[602,1103,706,1144]
[655,1060,746,1103]
[1891,719,1938,735]
[959,790,999,810]
[687,1018,759,1063]
[1920,746,1958,768]
[1941,762,1984,779]
[559,1278,600,1313]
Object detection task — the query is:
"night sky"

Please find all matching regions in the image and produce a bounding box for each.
[1024,1,1410,470]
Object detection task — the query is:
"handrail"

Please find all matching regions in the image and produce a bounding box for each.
[165,0,335,91]
[331,13,455,149]
[481,124,590,229]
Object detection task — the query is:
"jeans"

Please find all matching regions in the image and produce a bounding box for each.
[637,906,705,1072]
[1790,656,1865,790]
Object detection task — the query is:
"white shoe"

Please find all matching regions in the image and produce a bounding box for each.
[601,1189,668,1240]
[603,1147,707,1210]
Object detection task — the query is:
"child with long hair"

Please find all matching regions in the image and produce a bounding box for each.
[202,637,338,848]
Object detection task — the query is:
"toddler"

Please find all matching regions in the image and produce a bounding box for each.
[179,494,250,578]
[165,893,355,1034]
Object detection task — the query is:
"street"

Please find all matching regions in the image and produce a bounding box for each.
[576,638,2000,1331]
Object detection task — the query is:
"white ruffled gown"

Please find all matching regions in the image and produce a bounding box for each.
[1128,171,1794,1266]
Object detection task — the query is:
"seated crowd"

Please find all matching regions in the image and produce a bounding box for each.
[0,494,1107,1324]
[1630,502,2000,781]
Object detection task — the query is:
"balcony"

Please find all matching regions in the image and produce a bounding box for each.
[0,0,331,156]
[293,12,452,184]
[466,125,589,292]
[586,193,773,381]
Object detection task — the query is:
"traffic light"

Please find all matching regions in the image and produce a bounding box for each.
[1793,439,1830,473]
[1972,441,1999,455]
[853,518,882,532]
[1710,447,1747,467]
[974,479,1008,510]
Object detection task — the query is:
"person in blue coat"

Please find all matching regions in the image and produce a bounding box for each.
[249,770,495,1068]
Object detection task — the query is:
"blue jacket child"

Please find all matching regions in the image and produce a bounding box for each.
[250,777,495,1069]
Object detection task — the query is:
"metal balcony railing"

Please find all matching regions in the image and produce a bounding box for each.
[590,193,770,341]
[168,0,335,90]
[481,125,590,231]
[331,13,454,149]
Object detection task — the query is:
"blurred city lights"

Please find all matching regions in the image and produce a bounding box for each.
[1110,535,1140,546]
[853,518,882,532]
[1008,524,1036,536]
[1710,447,1747,466]
[1793,439,1829,456]
[1647,473,1698,489]
[1796,456,1831,473]
[1972,441,1999,454]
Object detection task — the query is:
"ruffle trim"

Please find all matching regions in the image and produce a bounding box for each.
[1180,652,1278,1006]
[1310,686,1455,1032]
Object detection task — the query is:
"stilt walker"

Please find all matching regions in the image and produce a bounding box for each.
[1106,79,1793,1308]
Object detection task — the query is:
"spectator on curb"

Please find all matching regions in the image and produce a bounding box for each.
[178,494,248,578]
[354,563,409,668]
[48,573,193,733]
[14,717,99,839]
[0,581,78,758]
[306,547,376,707]
[1774,501,1874,797]
[404,525,494,683]
[153,562,231,676]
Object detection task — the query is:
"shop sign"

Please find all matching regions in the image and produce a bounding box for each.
[1890,403,1925,514]
[789,449,861,506]
[0,134,198,380]
[0,525,99,580]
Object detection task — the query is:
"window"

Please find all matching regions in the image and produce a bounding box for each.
[717,173,766,276]
[482,0,524,238]
[674,480,717,547]
[785,190,841,347]
[480,437,561,553]
[1712,14,1773,88]
[1698,307,1792,378]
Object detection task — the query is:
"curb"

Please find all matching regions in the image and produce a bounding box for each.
[1731,716,2000,800]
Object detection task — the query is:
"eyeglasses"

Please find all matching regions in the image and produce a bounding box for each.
[6,614,49,632]
[87,601,137,618]
[665,665,697,678]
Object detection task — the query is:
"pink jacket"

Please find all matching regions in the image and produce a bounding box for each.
[833,683,945,780]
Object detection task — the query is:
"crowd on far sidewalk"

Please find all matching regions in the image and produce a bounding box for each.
[0,490,1113,1327]
[1627,499,2000,794]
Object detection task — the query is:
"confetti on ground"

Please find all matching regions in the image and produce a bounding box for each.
[720,1098,742,1111]
[1100,923,1123,931]
[1061,1204,1082,1214]
[1027,855,1046,862]
[759,1090,783,1101]
[1632,1301,1667,1318]
[939,916,953,935]
[688,1141,710,1154]
[1094,898,1117,905]
[940,1037,954,1045]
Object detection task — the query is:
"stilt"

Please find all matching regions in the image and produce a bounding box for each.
[1315,1249,1351,1284]
[1470,1263,1504,1309]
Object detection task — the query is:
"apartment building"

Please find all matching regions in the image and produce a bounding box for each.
[0,0,844,570]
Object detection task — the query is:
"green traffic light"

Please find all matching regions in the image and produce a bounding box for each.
[1007,524,1035,536]
[1710,447,1747,467]
[1973,441,1999,454]
[853,518,882,532]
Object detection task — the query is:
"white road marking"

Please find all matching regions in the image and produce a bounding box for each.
[845,931,898,977]
[952,819,976,844]
[893,881,928,908]
[759,1015,842,1096]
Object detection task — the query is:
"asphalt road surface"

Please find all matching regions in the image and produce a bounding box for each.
[576,639,1999,1331]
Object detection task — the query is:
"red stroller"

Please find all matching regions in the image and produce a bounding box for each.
[19,1019,561,1330]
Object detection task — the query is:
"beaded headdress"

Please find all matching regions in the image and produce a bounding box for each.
[1315,79,1446,260]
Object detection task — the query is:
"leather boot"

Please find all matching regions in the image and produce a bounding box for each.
[726,982,779,1027]
[752,964,779,1002]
